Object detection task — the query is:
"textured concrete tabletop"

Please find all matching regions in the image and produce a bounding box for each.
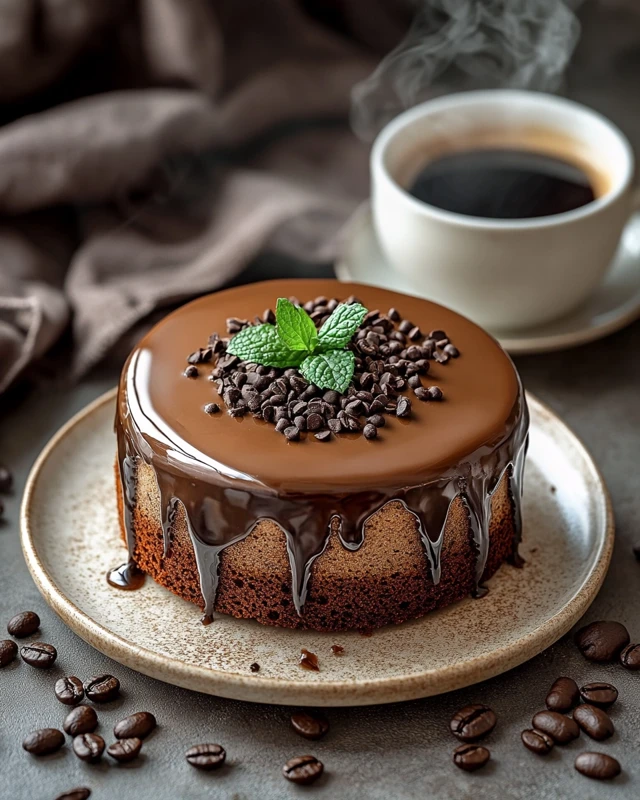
[2,8,640,800]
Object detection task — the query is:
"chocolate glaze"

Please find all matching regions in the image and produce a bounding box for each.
[113,280,529,621]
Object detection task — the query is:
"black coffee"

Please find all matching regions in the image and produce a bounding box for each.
[407,148,596,219]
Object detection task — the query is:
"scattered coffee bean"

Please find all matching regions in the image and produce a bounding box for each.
[7,610,40,638]
[299,649,319,671]
[84,674,120,702]
[73,733,105,763]
[620,642,640,670]
[531,711,579,744]
[427,385,443,400]
[450,704,497,742]
[107,737,142,763]
[23,727,65,755]
[21,641,56,668]
[575,620,629,662]
[453,743,490,772]
[250,662,260,672]
[114,712,156,740]
[0,464,13,493]
[579,682,618,708]
[331,644,344,655]
[55,676,84,706]
[64,706,98,736]
[290,712,329,740]
[204,402,220,414]
[574,752,621,781]
[573,704,614,741]
[185,743,226,770]
[184,365,198,378]
[55,789,91,800]
[521,728,554,755]
[282,754,324,785]
[314,431,331,442]
[0,638,18,667]
[284,426,300,442]
[396,396,411,418]
[545,676,579,712]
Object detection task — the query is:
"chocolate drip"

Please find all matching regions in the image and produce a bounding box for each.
[113,390,528,617]
[106,560,146,591]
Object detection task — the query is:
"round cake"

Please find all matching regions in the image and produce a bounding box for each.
[113,279,529,632]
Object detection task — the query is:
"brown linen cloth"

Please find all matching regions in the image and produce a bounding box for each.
[0,0,410,391]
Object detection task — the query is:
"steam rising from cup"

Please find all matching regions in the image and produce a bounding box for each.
[351,0,583,141]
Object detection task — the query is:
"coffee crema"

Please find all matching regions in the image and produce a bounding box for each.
[408,148,597,220]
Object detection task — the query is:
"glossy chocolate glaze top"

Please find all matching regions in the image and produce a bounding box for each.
[119,280,520,492]
[115,280,528,621]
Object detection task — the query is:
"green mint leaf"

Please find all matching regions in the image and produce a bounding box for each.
[275,298,318,352]
[317,302,367,351]
[227,324,305,367]
[300,350,355,393]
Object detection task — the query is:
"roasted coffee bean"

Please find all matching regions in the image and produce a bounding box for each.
[414,387,429,401]
[204,402,220,414]
[185,743,226,770]
[444,344,460,357]
[0,638,18,667]
[55,788,91,800]
[367,414,385,428]
[23,727,65,755]
[531,711,580,744]
[575,620,629,662]
[64,706,98,736]
[579,682,618,708]
[453,743,490,772]
[620,642,640,670]
[284,426,300,442]
[0,464,13,493]
[314,431,331,442]
[290,712,329,741]
[545,676,579,711]
[55,676,84,706]
[7,610,40,638]
[84,674,120,702]
[450,704,497,742]
[184,365,198,378]
[21,641,56,668]
[521,728,554,755]
[73,733,105,763]
[575,752,621,781]
[283,754,324,785]
[107,737,142,763]
[388,307,400,321]
[573,704,614,741]
[250,662,260,672]
[114,712,156,740]
[427,385,443,400]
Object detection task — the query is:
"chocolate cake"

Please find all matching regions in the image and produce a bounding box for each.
[113,280,528,632]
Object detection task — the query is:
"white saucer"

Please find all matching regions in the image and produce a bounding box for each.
[336,202,640,355]
[20,389,612,706]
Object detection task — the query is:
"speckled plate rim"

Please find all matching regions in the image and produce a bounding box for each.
[335,201,640,355]
[20,387,614,706]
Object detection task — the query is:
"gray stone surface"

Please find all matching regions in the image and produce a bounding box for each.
[2,5,640,798]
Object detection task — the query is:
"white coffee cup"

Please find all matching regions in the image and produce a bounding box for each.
[371,90,635,330]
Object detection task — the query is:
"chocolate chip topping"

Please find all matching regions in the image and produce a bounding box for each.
[186,296,460,442]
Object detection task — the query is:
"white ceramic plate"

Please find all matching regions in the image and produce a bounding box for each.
[21,389,613,706]
[335,202,640,355]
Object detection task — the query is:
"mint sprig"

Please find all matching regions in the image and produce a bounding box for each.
[226,298,368,392]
